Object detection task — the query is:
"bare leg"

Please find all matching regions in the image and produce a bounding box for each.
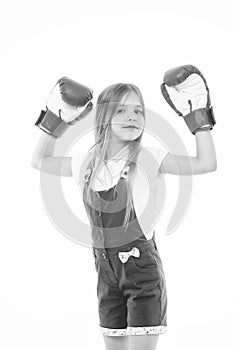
[103,335,130,350]
[130,334,159,350]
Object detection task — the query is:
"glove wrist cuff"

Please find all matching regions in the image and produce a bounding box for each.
[184,107,216,135]
[35,109,69,138]
[68,101,93,124]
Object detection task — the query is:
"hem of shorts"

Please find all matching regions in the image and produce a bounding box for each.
[99,325,167,336]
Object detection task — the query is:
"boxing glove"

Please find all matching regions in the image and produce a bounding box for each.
[35,77,93,138]
[161,65,216,135]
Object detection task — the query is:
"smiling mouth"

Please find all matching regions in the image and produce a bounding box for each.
[123,126,139,129]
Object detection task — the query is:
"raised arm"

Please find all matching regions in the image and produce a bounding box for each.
[31,133,72,177]
[31,77,93,177]
[160,64,217,176]
[160,129,217,175]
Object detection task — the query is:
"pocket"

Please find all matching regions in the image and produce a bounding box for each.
[94,257,98,272]
[130,249,158,272]
[92,249,99,272]
[150,249,166,279]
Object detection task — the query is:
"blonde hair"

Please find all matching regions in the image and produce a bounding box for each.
[85,83,145,229]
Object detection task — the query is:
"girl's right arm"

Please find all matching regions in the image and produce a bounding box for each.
[31,133,72,177]
[31,77,93,177]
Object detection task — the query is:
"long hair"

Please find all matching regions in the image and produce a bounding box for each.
[85,83,145,229]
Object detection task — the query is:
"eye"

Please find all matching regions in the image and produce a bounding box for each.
[116,109,125,113]
[135,109,143,114]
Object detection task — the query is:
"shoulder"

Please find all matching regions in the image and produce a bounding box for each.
[134,146,169,176]
[71,150,94,182]
[141,146,169,166]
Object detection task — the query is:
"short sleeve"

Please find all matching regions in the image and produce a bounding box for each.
[146,146,169,171]
[71,152,92,187]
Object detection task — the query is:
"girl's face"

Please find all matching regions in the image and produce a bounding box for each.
[109,92,145,142]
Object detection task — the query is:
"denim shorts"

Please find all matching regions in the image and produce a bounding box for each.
[92,238,168,336]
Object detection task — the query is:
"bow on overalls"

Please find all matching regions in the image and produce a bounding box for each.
[118,247,140,263]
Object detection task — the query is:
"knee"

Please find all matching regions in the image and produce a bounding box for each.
[103,334,130,350]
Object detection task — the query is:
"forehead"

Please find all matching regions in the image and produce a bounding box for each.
[120,91,142,106]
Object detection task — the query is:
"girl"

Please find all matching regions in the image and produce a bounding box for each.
[31,72,217,350]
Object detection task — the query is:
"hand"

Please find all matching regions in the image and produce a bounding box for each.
[161,65,216,134]
[35,77,93,138]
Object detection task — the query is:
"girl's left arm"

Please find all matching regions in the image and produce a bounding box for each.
[159,129,217,175]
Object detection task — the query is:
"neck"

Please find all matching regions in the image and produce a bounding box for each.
[106,140,129,160]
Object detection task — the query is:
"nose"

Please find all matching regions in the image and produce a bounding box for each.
[128,113,137,121]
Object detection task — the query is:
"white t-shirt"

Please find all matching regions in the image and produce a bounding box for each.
[71,145,168,192]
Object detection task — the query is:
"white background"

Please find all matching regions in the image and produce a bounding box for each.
[1,1,232,349]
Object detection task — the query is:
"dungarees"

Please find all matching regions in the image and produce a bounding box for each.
[83,161,168,336]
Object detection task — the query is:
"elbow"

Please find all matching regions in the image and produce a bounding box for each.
[31,156,44,170]
[31,160,40,170]
[211,163,217,172]
[204,161,217,173]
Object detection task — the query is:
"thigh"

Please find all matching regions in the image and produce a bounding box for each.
[126,248,167,329]
[94,252,128,331]
[130,334,159,350]
[103,334,130,350]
